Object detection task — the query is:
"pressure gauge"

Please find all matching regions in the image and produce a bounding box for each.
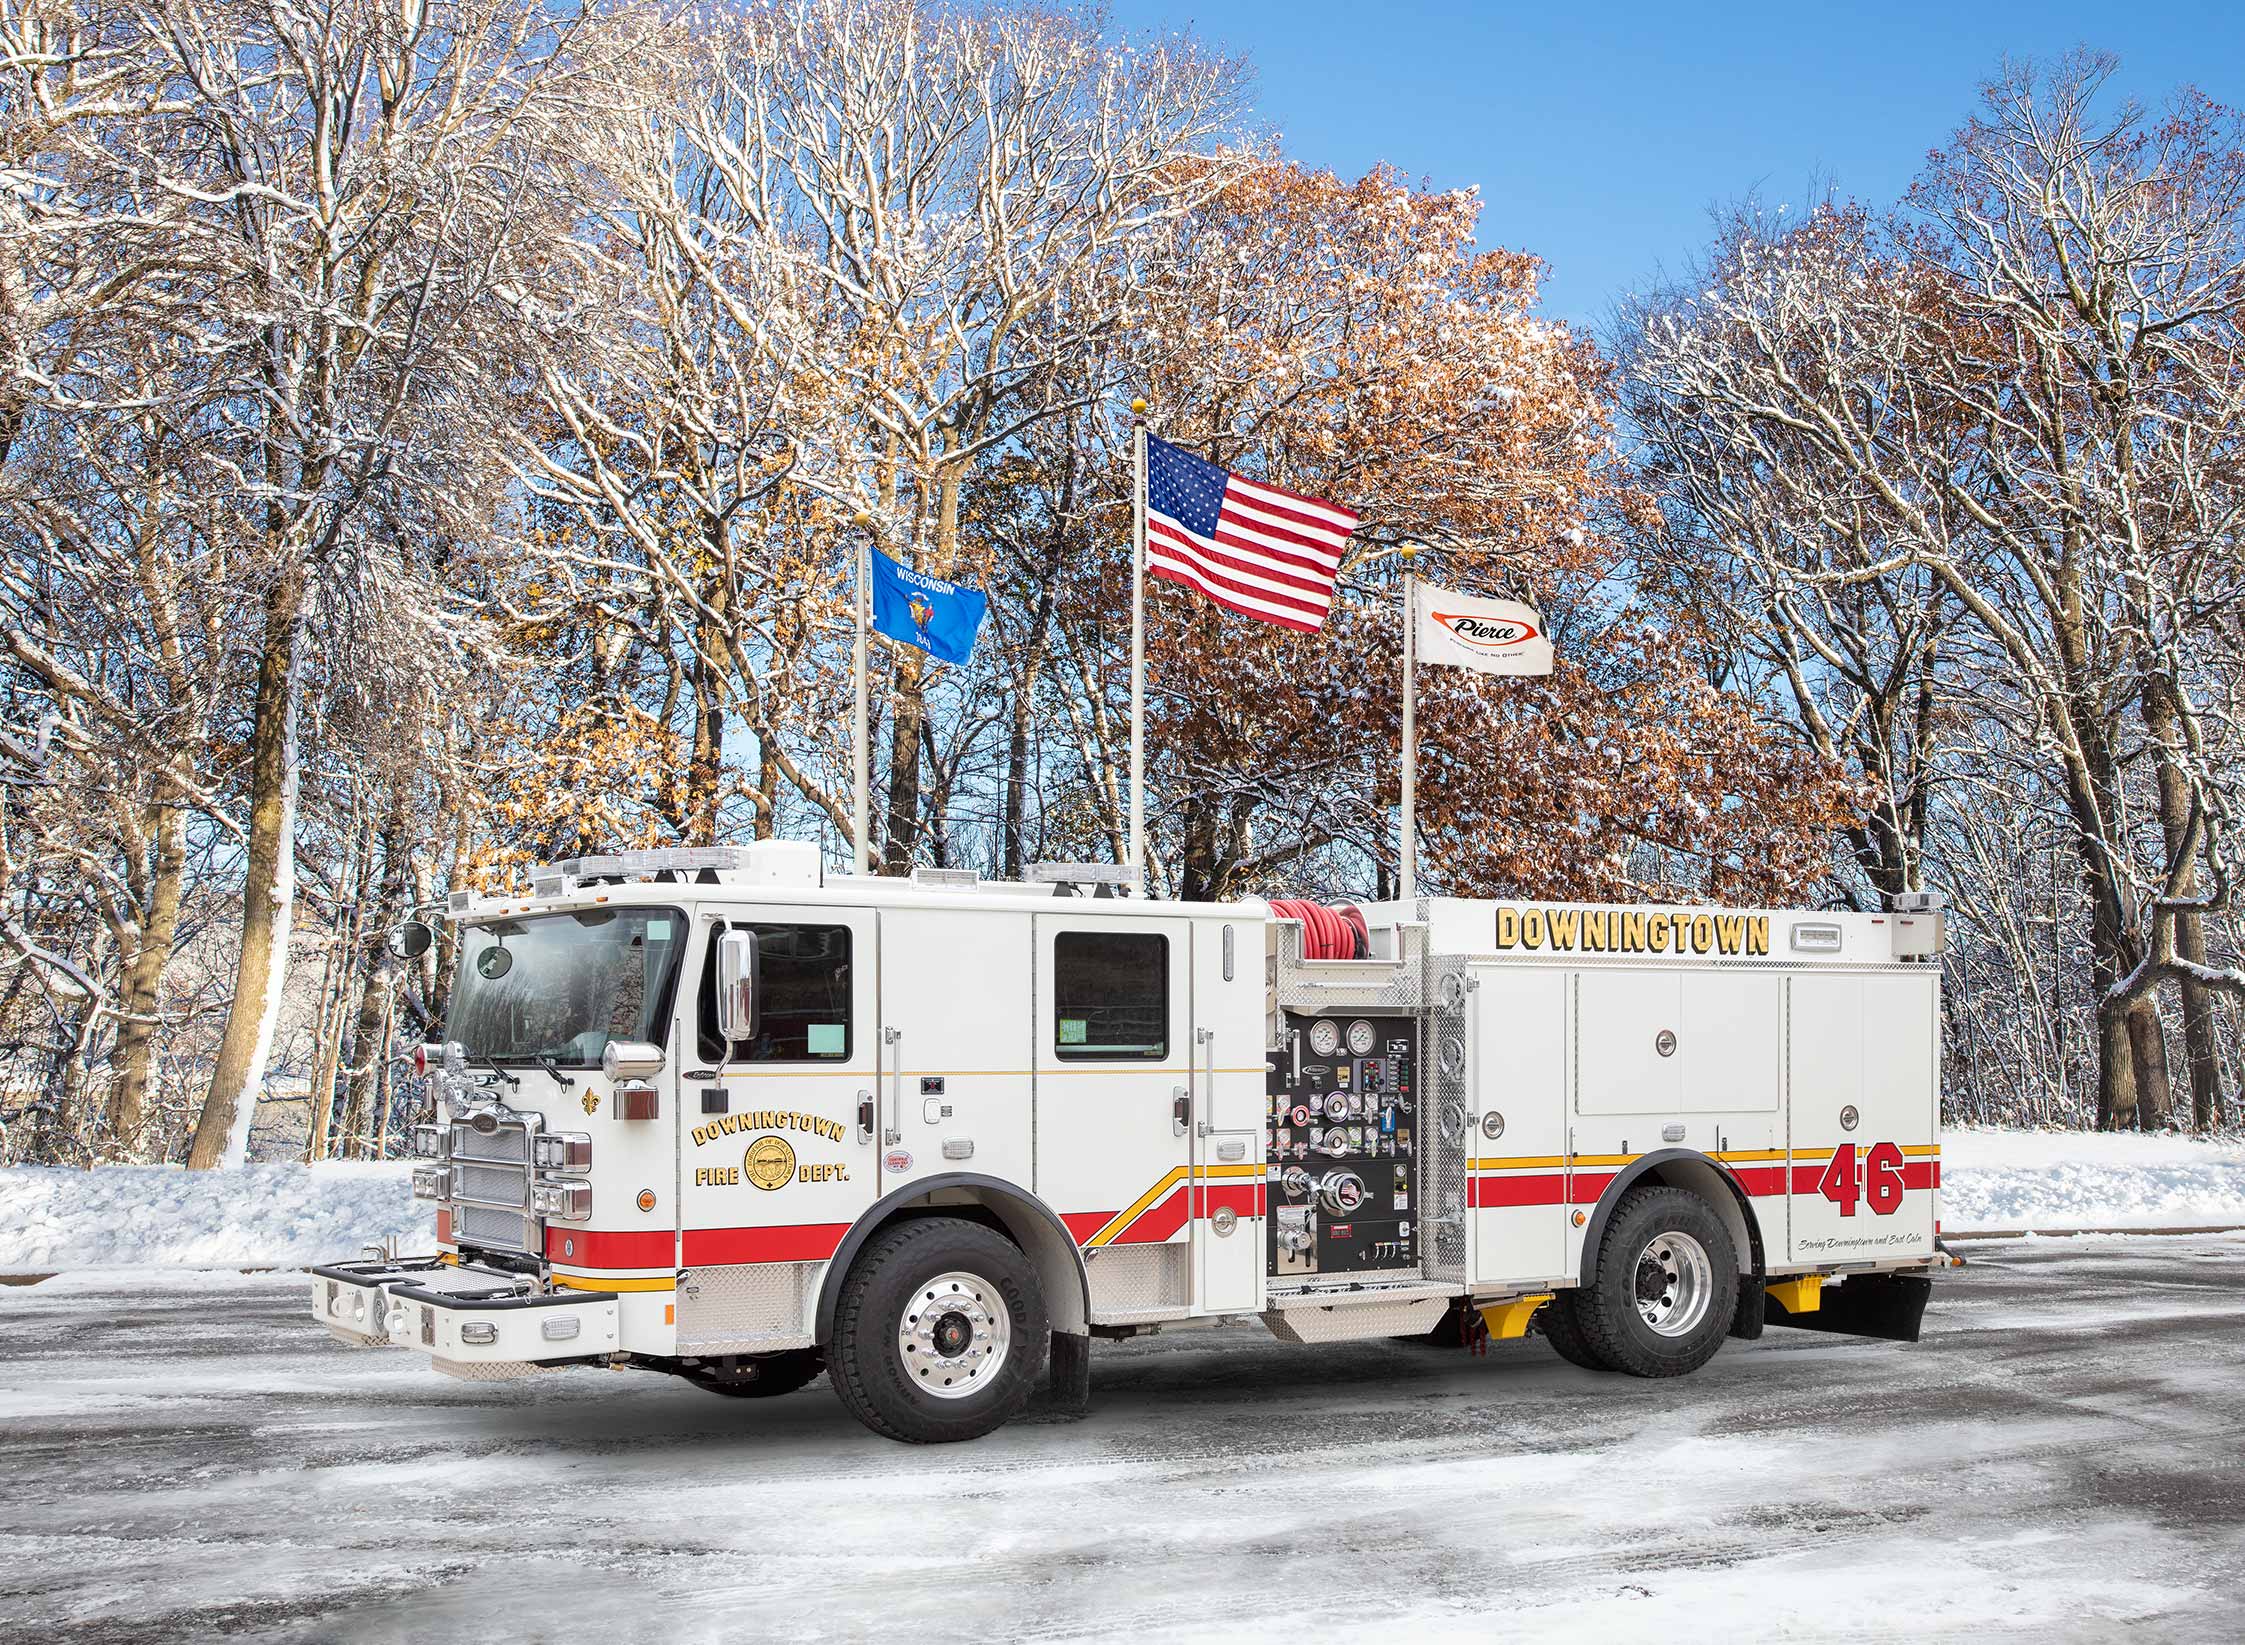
[1308,1019,1341,1057]
[1347,1019,1378,1057]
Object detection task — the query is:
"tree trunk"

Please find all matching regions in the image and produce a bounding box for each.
[2125,1000,2174,1131]
[187,570,307,1169]
[108,799,186,1153]
[2143,672,2227,1129]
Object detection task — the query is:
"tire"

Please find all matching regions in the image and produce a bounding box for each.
[828,1216,1048,1443]
[1536,1289,1615,1372]
[681,1348,824,1399]
[1573,1186,1738,1378]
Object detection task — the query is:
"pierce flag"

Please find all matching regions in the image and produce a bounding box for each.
[1413,582,1554,676]
[868,547,986,666]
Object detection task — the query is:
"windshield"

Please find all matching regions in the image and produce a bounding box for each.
[448,909,686,1067]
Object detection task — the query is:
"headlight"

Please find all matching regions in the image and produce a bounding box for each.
[411,1165,450,1201]
[411,1124,448,1160]
[533,1132,593,1171]
[530,1180,592,1220]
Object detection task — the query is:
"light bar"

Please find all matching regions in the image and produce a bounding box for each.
[1023,861,1135,885]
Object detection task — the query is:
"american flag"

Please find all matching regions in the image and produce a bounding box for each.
[1143,434,1358,633]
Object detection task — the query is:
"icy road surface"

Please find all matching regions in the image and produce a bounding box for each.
[4,1240,2243,1644]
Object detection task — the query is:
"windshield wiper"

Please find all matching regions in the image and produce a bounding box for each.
[532,1056,577,1091]
[460,1052,519,1089]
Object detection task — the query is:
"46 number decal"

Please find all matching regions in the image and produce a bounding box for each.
[1815,1141,1906,1217]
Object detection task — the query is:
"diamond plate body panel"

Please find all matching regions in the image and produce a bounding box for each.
[1261,1294,1451,1343]
[676,1260,820,1353]
[1086,1244,1189,1319]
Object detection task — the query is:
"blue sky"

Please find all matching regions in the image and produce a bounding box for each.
[1118,1,2245,331]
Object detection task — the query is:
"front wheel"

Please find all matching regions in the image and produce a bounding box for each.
[828,1216,1048,1443]
[1574,1187,1738,1378]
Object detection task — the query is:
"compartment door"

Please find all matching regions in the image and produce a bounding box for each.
[1786,971,1938,1264]
[1469,966,1571,1289]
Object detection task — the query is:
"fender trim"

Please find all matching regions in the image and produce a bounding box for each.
[1578,1148,1768,1280]
[812,1173,1091,1343]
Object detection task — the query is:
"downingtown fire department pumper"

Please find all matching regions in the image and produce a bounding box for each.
[312,843,1949,1444]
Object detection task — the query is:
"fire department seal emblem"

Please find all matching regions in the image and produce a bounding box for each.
[744,1134,796,1191]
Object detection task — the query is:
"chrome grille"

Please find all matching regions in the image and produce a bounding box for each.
[457,1202,537,1253]
[455,1161,529,1207]
[447,1116,538,1255]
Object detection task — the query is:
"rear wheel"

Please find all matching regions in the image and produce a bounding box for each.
[828,1217,1047,1443]
[1574,1187,1738,1378]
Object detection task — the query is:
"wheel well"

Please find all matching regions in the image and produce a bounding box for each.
[813,1175,1090,1344]
[1579,1151,1765,1282]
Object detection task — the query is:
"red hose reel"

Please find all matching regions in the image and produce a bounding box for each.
[1268,898,1368,960]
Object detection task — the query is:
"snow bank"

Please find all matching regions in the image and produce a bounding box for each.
[1941,1127,2245,1232]
[0,1163,420,1273]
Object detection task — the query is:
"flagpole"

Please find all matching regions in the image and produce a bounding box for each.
[1400,542,1418,905]
[850,510,871,877]
[1128,399,1148,894]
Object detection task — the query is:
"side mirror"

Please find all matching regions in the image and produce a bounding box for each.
[601,1040,666,1081]
[387,920,434,960]
[715,928,759,1046]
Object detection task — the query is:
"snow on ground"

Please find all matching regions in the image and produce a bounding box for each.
[1941,1127,2245,1232]
[0,1162,419,1273]
[2,1235,2241,1642]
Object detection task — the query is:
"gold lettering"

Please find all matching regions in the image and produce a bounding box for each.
[1495,907,1519,949]
[1648,916,1670,953]
[1715,915,1744,955]
[1549,908,1580,949]
[1621,912,1647,953]
[1747,915,1770,956]
[1581,910,1606,952]
[1691,914,1713,954]
[1670,913,1691,952]
[1521,909,1546,950]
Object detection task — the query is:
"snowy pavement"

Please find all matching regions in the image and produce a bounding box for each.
[4,1238,2243,1642]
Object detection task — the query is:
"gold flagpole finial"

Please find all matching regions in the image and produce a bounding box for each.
[1399,542,1419,562]
[1130,398,1148,417]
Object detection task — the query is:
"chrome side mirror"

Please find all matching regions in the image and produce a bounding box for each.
[601,1039,666,1081]
[715,928,759,1046]
[386,920,434,960]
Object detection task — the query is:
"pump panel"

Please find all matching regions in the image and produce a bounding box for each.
[1266,1012,1419,1276]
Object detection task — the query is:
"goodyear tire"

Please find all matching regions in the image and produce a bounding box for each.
[1536,1290,1615,1372]
[1575,1187,1738,1378]
[829,1216,1047,1443]
[682,1349,824,1399]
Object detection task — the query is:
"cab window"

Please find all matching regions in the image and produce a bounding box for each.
[1053,931,1167,1060]
[700,922,853,1063]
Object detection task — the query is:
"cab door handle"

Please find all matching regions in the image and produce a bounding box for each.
[857,1091,875,1144]
[1172,1087,1191,1137]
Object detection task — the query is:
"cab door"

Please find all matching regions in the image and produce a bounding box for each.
[875,904,1033,1194]
[676,908,878,1272]
[1034,911,1194,1314]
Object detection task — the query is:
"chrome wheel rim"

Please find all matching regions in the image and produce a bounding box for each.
[897,1270,1011,1400]
[1634,1231,1714,1338]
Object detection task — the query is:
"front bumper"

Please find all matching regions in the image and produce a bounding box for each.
[310,1255,621,1374]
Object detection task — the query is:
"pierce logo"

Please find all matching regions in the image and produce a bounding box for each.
[1434,612,1540,652]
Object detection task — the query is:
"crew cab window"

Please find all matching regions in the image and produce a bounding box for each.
[1053,931,1167,1060]
[700,922,853,1063]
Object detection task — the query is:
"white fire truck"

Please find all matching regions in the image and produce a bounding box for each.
[312,842,1946,1444]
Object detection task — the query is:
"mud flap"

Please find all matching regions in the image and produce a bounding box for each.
[1036,1330,1091,1417]
[1765,1272,1932,1343]
[1729,1274,1766,1341]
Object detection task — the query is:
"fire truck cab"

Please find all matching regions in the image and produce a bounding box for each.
[312,842,1944,1443]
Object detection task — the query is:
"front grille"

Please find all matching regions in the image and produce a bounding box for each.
[455,1160,529,1207]
[458,1202,538,1254]
[447,1116,538,1255]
